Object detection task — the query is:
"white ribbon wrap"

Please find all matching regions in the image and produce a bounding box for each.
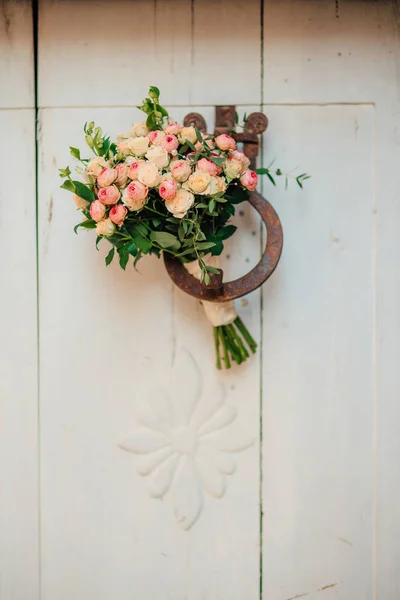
[184,255,238,327]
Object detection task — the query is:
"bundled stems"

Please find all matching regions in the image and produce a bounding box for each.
[214,317,257,369]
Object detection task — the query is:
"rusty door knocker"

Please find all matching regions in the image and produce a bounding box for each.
[163,106,283,302]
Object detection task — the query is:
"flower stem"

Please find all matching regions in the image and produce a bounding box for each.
[228,324,249,360]
[214,327,222,370]
[223,325,243,365]
[234,316,257,353]
[219,326,231,369]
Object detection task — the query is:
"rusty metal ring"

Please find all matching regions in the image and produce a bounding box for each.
[164,191,283,302]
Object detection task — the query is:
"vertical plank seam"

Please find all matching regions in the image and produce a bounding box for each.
[32,0,41,597]
[259,1,265,599]
[372,104,378,600]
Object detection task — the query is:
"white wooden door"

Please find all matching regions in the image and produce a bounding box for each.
[2,1,400,599]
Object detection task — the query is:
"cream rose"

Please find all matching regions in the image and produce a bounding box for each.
[205,176,227,196]
[164,121,182,135]
[215,134,236,151]
[131,121,149,137]
[115,163,129,186]
[165,189,195,219]
[187,170,211,194]
[147,130,166,146]
[178,126,197,145]
[159,178,178,201]
[138,162,161,187]
[86,157,108,177]
[230,150,250,171]
[146,146,170,169]
[96,218,116,237]
[223,158,243,179]
[196,157,221,176]
[73,193,89,209]
[128,136,150,156]
[116,140,131,156]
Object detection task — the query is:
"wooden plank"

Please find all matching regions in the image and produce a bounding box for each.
[38,105,261,600]
[0,0,34,108]
[0,109,39,599]
[263,2,400,597]
[38,0,260,107]
[260,105,375,599]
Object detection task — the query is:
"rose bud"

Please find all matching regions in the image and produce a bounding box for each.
[127,136,149,156]
[137,162,161,187]
[161,134,179,153]
[165,189,195,219]
[146,146,170,169]
[122,181,148,211]
[230,149,250,171]
[223,158,243,179]
[90,199,107,222]
[170,159,192,183]
[96,218,116,237]
[164,121,182,135]
[109,204,128,226]
[147,130,166,146]
[86,156,108,177]
[97,185,121,205]
[114,163,129,187]
[215,134,236,151]
[73,193,89,209]
[178,126,197,145]
[196,157,222,176]
[240,170,258,191]
[131,120,149,137]
[97,167,117,188]
[159,178,178,201]
[187,170,211,194]
[127,160,145,180]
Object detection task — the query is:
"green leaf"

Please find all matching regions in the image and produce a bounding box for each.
[118,250,129,270]
[215,225,237,240]
[105,247,115,266]
[69,146,81,160]
[73,219,96,234]
[206,265,220,274]
[60,180,75,193]
[133,223,148,237]
[132,235,152,254]
[72,181,95,202]
[195,203,208,209]
[266,173,276,186]
[95,235,102,250]
[150,231,181,249]
[204,272,210,286]
[210,155,225,166]
[195,128,203,143]
[123,241,138,256]
[149,85,160,97]
[208,200,216,213]
[210,240,224,256]
[196,242,216,250]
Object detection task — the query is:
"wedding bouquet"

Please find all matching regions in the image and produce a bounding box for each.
[60,86,308,369]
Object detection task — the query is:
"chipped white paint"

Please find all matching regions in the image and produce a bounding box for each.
[120,352,253,529]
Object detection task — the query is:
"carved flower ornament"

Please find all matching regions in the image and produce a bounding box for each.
[119,353,254,530]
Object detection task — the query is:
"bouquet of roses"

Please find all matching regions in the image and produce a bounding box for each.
[59,86,308,369]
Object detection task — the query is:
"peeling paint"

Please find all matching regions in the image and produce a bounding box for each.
[287,583,338,600]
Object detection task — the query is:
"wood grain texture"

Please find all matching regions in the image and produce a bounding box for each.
[38,0,260,107]
[0,0,33,108]
[38,105,261,600]
[0,109,39,599]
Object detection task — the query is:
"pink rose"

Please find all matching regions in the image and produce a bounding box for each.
[215,134,236,151]
[97,167,117,188]
[164,121,182,135]
[170,159,192,183]
[97,185,121,205]
[127,160,145,180]
[240,170,258,191]
[147,130,166,146]
[122,181,148,211]
[90,200,106,222]
[115,163,129,186]
[196,157,222,176]
[159,178,177,201]
[161,135,179,153]
[230,150,250,171]
[109,204,128,226]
